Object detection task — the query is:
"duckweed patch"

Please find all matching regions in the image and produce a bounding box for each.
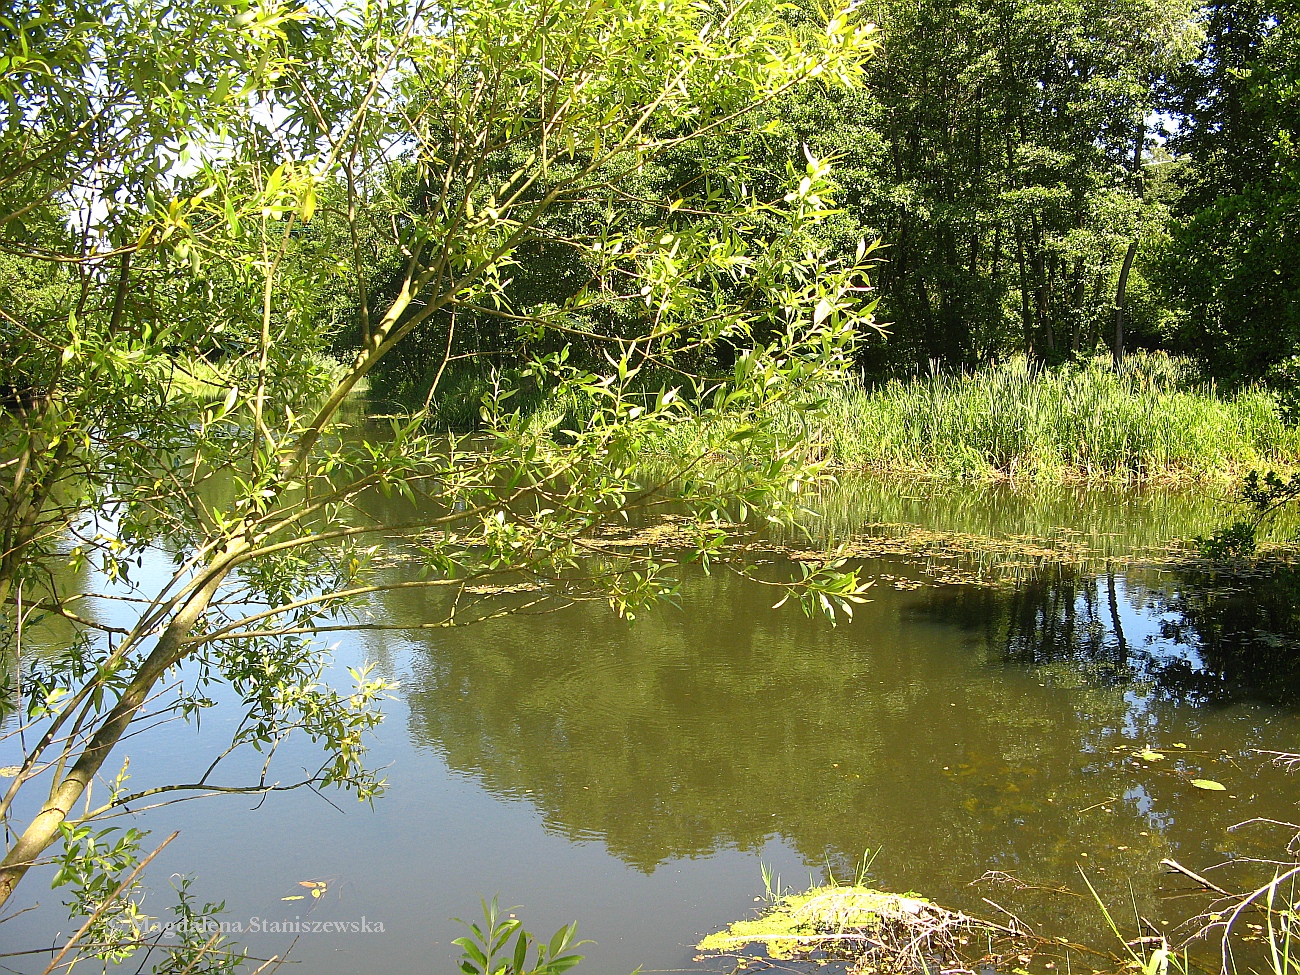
[697,885,1001,971]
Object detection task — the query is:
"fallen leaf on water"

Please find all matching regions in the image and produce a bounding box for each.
[299,881,324,888]
[1139,750,1165,762]
[282,895,305,901]
[1191,779,1227,791]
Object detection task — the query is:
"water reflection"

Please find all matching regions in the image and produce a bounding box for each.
[1160,567,1300,704]
[921,565,1300,705]
[10,469,1300,971]
[391,560,1300,948]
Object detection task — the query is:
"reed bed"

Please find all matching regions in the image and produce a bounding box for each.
[778,353,1299,483]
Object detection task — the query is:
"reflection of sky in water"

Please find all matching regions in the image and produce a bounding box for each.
[1121,690,1159,738]
[1052,574,1244,717]
[7,539,1300,974]
[1123,783,1174,832]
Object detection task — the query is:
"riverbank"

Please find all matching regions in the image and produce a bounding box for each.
[515,353,1298,485]
[780,354,1299,483]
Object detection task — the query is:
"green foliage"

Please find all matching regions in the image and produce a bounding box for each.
[1194,520,1258,561]
[636,353,1294,481]
[831,0,1197,367]
[1196,470,1300,559]
[352,0,1205,393]
[454,898,591,975]
[145,876,246,975]
[1241,470,1300,513]
[1159,0,1300,384]
[50,822,148,962]
[0,0,882,957]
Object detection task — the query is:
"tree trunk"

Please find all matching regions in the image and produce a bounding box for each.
[1015,224,1032,356]
[0,540,247,907]
[1069,260,1087,353]
[1114,121,1145,369]
[1114,240,1136,369]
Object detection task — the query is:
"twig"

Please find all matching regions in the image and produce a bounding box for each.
[39,831,179,975]
[981,898,1036,937]
[1160,859,1235,897]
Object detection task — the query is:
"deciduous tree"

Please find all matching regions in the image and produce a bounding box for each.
[0,0,878,956]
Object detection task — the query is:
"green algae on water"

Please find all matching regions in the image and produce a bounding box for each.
[698,885,996,964]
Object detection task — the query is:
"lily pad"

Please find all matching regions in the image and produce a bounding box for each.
[1191,779,1226,791]
[1138,750,1165,762]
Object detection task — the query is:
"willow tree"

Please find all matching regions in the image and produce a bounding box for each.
[0,0,879,955]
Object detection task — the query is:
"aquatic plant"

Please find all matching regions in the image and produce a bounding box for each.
[454,897,588,975]
[801,354,1299,483]
[698,883,997,965]
[530,353,1297,483]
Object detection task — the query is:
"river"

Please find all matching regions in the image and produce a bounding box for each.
[4,478,1300,974]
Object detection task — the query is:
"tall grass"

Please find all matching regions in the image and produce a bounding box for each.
[794,353,1299,483]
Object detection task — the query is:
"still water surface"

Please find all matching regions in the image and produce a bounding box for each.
[6,483,1300,973]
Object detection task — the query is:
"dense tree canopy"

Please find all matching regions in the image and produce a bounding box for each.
[1159,0,1300,385]
[352,0,1296,399]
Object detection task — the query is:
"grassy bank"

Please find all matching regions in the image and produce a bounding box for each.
[483,352,1296,484]
[777,353,1299,483]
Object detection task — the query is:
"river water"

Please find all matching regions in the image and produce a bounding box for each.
[5,480,1300,974]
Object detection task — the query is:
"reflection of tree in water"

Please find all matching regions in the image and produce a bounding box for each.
[919,565,1300,705]
[922,571,1131,683]
[384,562,1300,955]
[1158,567,1300,704]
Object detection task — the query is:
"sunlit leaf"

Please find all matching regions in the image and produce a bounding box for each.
[300,181,316,223]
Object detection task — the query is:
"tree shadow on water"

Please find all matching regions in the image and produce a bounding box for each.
[914,564,1300,705]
